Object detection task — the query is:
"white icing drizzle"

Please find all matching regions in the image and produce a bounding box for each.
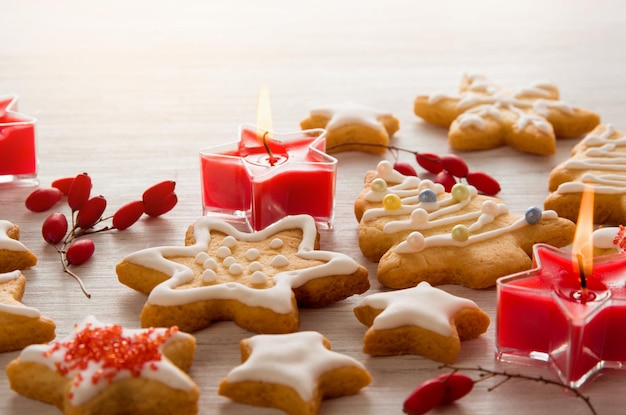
[0,220,29,252]
[0,270,41,318]
[358,281,481,336]
[121,215,362,314]
[224,331,368,401]
[16,315,195,406]
[309,102,392,132]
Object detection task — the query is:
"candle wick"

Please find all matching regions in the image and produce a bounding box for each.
[576,253,589,301]
[262,131,276,166]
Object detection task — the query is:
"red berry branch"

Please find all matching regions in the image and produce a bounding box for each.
[25,173,178,298]
[403,364,597,415]
[326,142,501,195]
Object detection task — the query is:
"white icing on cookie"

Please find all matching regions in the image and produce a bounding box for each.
[0,220,30,252]
[0,270,41,318]
[310,102,393,132]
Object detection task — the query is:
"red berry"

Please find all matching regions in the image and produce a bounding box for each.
[66,239,95,265]
[112,200,145,230]
[403,379,446,415]
[51,177,75,196]
[144,192,177,217]
[67,173,92,211]
[436,373,474,404]
[76,196,107,229]
[435,170,457,192]
[393,161,418,176]
[42,213,68,244]
[142,180,176,205]
[25,188,63,212]
[416,152,443,174]
[440,154,469,178]
[466,171,501,195]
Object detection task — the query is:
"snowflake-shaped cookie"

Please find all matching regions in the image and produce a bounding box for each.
[414,74,600,155]
[219,331,371,415]
[0,220,37,272]
[116,215,369,333]
[354,282,490,363]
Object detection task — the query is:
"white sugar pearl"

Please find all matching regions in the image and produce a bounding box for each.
[249,261,263,272]
[269,238,284,249]
[245,248,260,261]
[270,255,289,267]
[195,252,210,264]
[216,246,231,259]
[203,258,218,270]
[223,256,237,267]
[250,271,267,285]
[222,235,238,248]
[228,263,243,275]
[202,269,217,283]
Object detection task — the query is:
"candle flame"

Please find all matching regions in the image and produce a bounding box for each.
[256,86,273,141]
[572,186,595,277]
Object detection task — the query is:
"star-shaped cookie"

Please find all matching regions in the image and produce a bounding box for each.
[6,315,199,414]
[353,282,490,363]
[300,102,400,154]
[545,124,626,224]
[218,331,371,415]
[116,215,369,333]
[355,161,575,289]
[0,219,37,272]
[0,270,55,352]
[413,74,600,155]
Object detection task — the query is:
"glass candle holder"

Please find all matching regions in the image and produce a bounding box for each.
[200,124,336,232]
[0,95,37,186]
[496,243,626,389]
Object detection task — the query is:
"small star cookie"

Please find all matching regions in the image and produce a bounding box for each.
[545,124,626,224]
[414,74,600,155]
[354,282,490,363]
[300,102,400,154]
[0,219,37,272]
[0,270,55,352]
[116,215,369,333]
[355,161,575,289]
[6,315,199,415]
[218,331,371,415]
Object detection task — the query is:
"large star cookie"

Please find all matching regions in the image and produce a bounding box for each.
[354,282,490,363]
[218,331,371,415]
[116,215,369,333]
[6,315,199,415]
[545,124,626,224]
[0,219,37,272]
[300,102,400,154]
[413,74,600,155]
[0,270,55,352]
[355,161,575,289]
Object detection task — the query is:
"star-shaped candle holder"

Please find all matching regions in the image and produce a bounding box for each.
[496,242,626,389]
[200,124,337,232]
[0,95,37,186]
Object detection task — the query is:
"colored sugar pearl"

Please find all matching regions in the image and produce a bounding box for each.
[525,206,542,224]
[451,183,470,202]
[418,189,437,203]
[383,194,402,210]
[451,224,469,242]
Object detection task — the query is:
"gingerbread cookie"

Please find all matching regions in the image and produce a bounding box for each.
[0,270,55,352]
[354,282,490,363]
[413,74,600,155]
[545,124,626,224]
[356,161,576,289]
[6,315,199,415]
[116,215,369,333]
[0,219,37,272]
[300,102,400,154]
[218,331,371,415]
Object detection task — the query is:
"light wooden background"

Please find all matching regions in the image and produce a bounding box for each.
[1,1,626,414]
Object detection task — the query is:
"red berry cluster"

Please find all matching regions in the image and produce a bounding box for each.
[394,152,501,196]
[403,372,474,415]
[25,173,178,298]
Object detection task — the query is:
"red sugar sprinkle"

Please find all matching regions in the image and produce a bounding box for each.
[44,323,178,387]
[613,225,626,252]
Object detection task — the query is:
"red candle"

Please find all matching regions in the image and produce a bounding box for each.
[200,124,336,231]
[496,240,626,388]
[0,95,37,185]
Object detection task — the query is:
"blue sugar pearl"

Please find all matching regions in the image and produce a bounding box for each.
[419,189,437,203]
[525,206,542,224]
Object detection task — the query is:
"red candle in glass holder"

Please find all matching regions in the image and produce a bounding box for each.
[0,95,37,186]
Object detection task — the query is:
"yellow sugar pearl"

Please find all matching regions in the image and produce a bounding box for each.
[451,183,470,202]
[383,194,402,210]
[371,178,387,193]
[451,224,469,242]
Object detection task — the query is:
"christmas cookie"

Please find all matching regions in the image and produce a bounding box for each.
[0,270,55,352]
[356,161,576,289]
[218,331,371,415]
[413,74,600,155]
[545,124,626,224]
[6,316,199,415]
[116,215,369,333]
[300,102,400,154]
[0,219,37,272]
[353,282,490,363]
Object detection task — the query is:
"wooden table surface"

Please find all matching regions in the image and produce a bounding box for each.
[1,1,625,414]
